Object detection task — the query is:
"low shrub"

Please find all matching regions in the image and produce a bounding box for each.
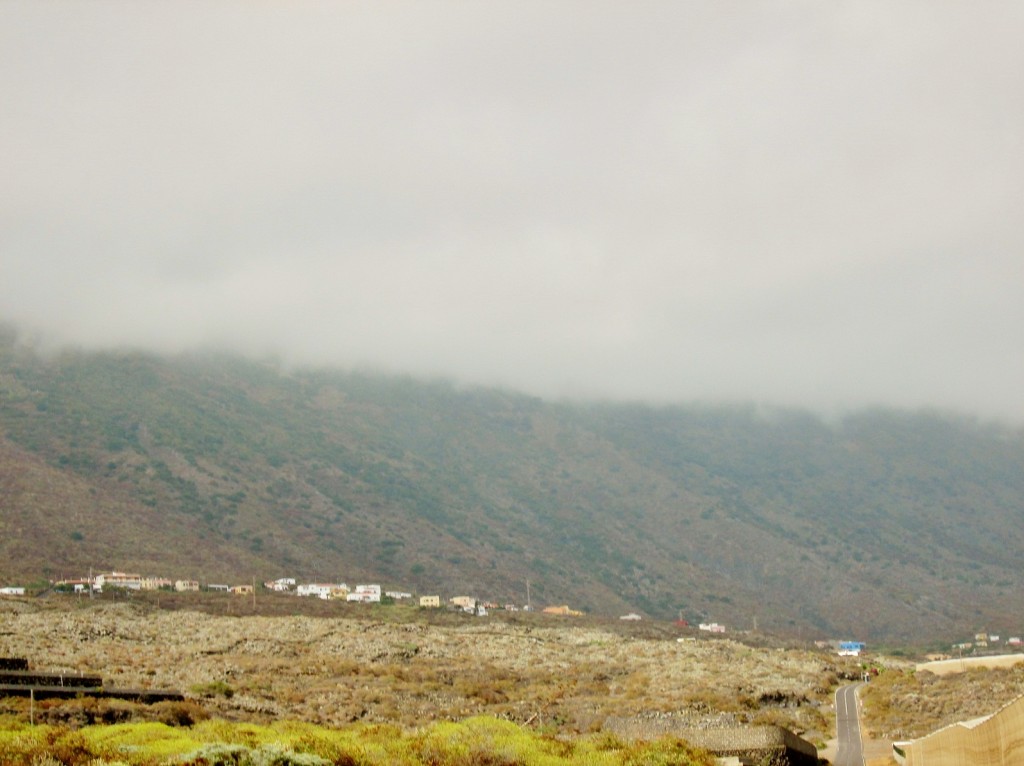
[0,716,719,765]
[180,742,332,765]
[191,680,236,699]
[154,700,211,727]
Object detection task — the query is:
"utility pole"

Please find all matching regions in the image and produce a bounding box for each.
[526,580,531,611]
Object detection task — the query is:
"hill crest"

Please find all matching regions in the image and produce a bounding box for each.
[1,335,1022,643]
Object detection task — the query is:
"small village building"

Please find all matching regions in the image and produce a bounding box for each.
[346,584,381,603]
[419,595,441,608]
[297,583,347,599]
[230,584,254,595]
[450,596,476,609]
[838,641,865,656]
[542,605,583,616]
[93,572,143,591]
[140,577,173,591]
[0,587,26,596]
[174,580,199,592]
[265,578,296,592]
[54,578,91,592]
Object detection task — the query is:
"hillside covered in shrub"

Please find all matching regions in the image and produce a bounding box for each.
[1,326,1022,642]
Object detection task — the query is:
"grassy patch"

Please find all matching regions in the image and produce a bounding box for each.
[0,716,718,765]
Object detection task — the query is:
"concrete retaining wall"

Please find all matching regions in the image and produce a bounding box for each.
[902,693,1024,766]
[604,718,817,766]
[915,654,1024,677]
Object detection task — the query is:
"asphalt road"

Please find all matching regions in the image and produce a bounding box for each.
[834,683,865,766]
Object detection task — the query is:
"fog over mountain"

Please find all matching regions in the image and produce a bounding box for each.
[2,2,1022,419]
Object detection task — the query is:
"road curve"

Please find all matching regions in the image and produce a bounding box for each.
[834,683,865,766]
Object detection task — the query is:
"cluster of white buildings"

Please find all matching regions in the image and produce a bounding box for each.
[277,580,502,614]
[274,583,535,617]
[43,572,411,602]
[40,571,519,614]
[698,622,727,633]
[283,581,384,603]
[953,633,1023,651]
[53,571,202,594]
[18,571,611,621]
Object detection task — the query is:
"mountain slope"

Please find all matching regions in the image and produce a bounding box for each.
[1,328,1022,642]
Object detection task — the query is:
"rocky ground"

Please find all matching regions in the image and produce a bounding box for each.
[0,596,856,741]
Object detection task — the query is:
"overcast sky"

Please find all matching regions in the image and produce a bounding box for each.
[2,2,1022,420]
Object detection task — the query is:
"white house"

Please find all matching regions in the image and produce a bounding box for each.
[0,587,26,596]
[698,622,726,633]
[298,583,347,599]
[174,580,199,592]
[265,578,296,592]
[346,584,381,603]
[93,572,143,591]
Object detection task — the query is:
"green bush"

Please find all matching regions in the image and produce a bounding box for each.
[175,742,330,765]
[0,716,718,765]
[191,680,236,699]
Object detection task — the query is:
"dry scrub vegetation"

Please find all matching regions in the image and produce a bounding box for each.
[860,662,1024,741]
[0,596,851,743]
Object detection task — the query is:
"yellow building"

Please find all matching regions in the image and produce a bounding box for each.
[419,595,441,608]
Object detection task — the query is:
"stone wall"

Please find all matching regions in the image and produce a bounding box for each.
[604,718,818,766]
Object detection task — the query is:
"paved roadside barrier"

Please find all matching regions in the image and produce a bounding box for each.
[898,693,1024,766]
